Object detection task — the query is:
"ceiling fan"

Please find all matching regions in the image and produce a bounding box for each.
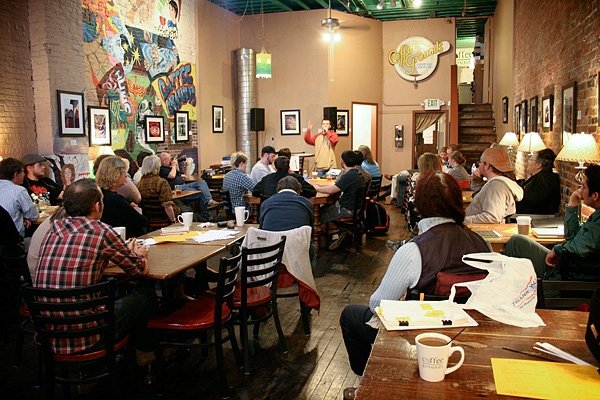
[321,0,341,82]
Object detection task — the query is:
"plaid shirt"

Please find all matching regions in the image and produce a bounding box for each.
[34,216,147,354]
[222,168,256,209]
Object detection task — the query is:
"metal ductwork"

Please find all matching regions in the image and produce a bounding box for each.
[233,48,257,169]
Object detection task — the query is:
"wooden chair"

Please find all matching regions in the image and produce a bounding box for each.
[366,176,382,200]
[537,278,600,310]
[406,272,487,304]
[333,187,367,253]
[232,237,287,374]
[24,278,128,400]
[148,252,243,399]
[139,195,172,229]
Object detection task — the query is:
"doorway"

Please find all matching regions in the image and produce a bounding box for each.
[352,102,378,159]
[412,110,448,168]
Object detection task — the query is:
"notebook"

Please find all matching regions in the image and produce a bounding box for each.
[532,227,564,238]
[474,230,502,239]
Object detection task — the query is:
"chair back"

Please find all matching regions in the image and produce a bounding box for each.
[557,250,600,281]
[537,278,600,310]
[139,195,171,229]
[24,279,117,360]
[214,252,242,322]
[367,176,382,200]
[241,236,286,291]
[220,190,235,220]
[0,250,32,317]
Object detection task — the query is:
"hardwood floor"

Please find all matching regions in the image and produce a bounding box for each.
[0,204,411,400]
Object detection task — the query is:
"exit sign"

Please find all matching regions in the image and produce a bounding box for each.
[423,98,444,110]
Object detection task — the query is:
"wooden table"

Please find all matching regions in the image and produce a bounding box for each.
[462,190,472,204]
[357,309,595,399]
[34,205,59,224]
[467,223,564,252]
[141,223,257,248]
[172,189,201,200]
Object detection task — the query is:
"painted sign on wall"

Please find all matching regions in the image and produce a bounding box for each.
[388,36,451,82]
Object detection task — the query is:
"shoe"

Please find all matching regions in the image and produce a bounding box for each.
[343,386,358,400]
[207,199,219,207]
[328,231,347,250]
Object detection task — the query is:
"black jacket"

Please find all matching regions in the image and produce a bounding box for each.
[516,168,560,215]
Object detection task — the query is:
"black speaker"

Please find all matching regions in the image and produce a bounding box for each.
[323,107,337,126]
[250,108,265,131]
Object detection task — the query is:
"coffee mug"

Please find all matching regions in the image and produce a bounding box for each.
[516,215,532,235]
[177,212,194,228]
[415,332,465,382]
[113,226,126,242]
[234,206,249,227]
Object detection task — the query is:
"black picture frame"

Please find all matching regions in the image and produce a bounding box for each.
[88,106,111,146]
[174,111,189,142]
[280,110,301,135]
[212,105,223,133]
[57,90,85,136]
[562,82,577,137]
[520,99,528,136]
[529,96,538,132]
[514,103,521,137]
[542,94,554,131]
[502,96,508,124]
[336,109,349,135]
[145,115,165,143]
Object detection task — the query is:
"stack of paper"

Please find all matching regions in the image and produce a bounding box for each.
[160,226,189,235]
[532,227,564,238]
[191,230,239,243]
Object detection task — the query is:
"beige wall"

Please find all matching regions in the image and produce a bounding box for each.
[491,0,514,138]
[381,18,456,173]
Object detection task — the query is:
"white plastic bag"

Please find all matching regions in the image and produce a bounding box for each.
[448,253,545,328]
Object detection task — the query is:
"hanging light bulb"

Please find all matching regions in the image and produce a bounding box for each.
[376,1,385,10]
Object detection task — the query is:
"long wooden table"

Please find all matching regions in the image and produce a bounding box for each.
[357,309,596,399]
[141,223,256,248]
[467,223,564,252]
[172,189,201,200]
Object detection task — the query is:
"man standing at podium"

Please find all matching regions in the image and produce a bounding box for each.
[304,119,339,177]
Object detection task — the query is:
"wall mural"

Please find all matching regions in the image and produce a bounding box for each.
[82,0,196,159]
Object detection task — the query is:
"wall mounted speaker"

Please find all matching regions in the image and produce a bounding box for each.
[323,107,337,128]
[250,108,265,131]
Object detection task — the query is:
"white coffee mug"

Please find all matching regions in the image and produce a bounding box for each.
[234,206,249,227]
[415,332,465,382]
[113,226,126,242]
[177,212,194,228]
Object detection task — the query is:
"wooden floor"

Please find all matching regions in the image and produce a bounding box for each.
[0,204,411,400]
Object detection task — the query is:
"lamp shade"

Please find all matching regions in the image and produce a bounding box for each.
[556,133,600,163]
[499,131,519,147]
[517,132,546,153]
[256,50,272,79]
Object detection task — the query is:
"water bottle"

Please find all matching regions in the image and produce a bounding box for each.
[303,169,308,179]
[471,163,477,175]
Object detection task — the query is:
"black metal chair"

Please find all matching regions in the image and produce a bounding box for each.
[367,176,382,200]
[537,278,600,310]
[24,278,128,400]
[148,252,243,399]
[220,190,235,220]
[333,187,367,253]
[232,237,287,374]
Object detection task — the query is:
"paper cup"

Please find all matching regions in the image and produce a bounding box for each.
[415,333,465,382]
[516,216,532,235]
[113,226,126,242]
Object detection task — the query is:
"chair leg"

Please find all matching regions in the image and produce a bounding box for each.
[14,320,24,366]
[300,300,311,335]
[213,327,230,400]
[240,309,250,375]
[227,325,243,368]
[252,321,260,340]
[271,300,288,353]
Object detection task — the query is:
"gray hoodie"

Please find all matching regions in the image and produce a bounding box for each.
[464,176,524,224]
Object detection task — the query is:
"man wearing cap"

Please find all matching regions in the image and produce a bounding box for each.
[21,154,63,206]
[249,145,277,183]
[464,147,523,224]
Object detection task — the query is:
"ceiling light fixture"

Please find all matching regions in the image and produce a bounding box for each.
[413,0,423,7]
[376,1,385,10]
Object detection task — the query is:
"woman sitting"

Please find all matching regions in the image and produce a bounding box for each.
[339,172,491,394]
[516,148,560,215]
[95,156,148,238]
[137,155,178,229]
[447,150,470,184]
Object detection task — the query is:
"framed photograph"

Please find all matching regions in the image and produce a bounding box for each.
[174,111,189,142]
[57,90,85,136]
[502,96,508,124]
[514,103,521,137]
[520,99,528,136]
[280,110,301,135]
[336,109,349,135]
[562,82,577,138]
[145,115,165,143]
[88,106,111,146]
[212,105,223,133]
[542,94,554,131]
[529,96,538,132]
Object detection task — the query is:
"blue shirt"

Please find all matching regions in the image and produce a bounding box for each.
[222,168,256,209]
[361,161,381,178]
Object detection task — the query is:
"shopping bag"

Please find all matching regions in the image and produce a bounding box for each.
[448,252,545,328]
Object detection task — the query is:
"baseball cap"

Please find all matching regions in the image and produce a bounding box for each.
[480,147,513,172]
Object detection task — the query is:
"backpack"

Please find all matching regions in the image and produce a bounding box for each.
[365,200,389,235]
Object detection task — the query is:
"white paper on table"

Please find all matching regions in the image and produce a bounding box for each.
[191,229,239,243]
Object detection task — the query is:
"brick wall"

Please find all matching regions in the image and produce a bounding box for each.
[0,1,36,159]
[514,0,600,208]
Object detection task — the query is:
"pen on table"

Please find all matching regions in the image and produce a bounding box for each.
[501,347,558,362]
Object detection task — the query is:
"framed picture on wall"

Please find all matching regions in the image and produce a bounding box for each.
[542,94,554,131]
[562,82,577,142]
[529,96,538,132]
[514,103,521,137]
[502,96,508,123]
[520,99,528,136]
[174,111,189,142]
[88,106,111,146]
[281,110,301,135]
[145,115,165,143]
[57,90,85,136]
[336,110,349,135]
[212,105,223,133]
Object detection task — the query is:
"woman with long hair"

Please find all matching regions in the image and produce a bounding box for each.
[357,145,381,178]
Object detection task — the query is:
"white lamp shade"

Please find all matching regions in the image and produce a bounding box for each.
[517,132,546,153]
[499,131,519,147]
[556,133,600,163]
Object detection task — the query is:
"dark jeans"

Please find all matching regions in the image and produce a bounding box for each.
[114,281,158,352]
[340,304,378,376]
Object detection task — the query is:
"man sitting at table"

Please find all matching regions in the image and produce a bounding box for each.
[504,164,600,280]
[515,148,560,215]
[34,178,158,372]
[260,176,314,232]
[339,173,490,398]
[222,151,256,212]
[465,147,523,224]
[249,145,276,183]
[252,156,316,199]
[21,153,63,206]
[159,152,217,206]
[0,158,39,240]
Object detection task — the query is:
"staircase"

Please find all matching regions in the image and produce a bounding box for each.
[458,103,497,166]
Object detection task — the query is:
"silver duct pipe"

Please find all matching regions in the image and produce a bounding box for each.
[234,48,257,169]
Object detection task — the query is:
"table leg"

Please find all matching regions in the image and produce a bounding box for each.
[313,204,321,256]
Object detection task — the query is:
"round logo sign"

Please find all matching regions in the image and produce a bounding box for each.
[389,36,451,82]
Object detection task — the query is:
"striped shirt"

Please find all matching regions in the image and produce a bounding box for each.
[0,179,39,236]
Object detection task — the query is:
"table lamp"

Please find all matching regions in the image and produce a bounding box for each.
[517,132,546,155]
[556,132,600,185]
[499,131,519,158]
